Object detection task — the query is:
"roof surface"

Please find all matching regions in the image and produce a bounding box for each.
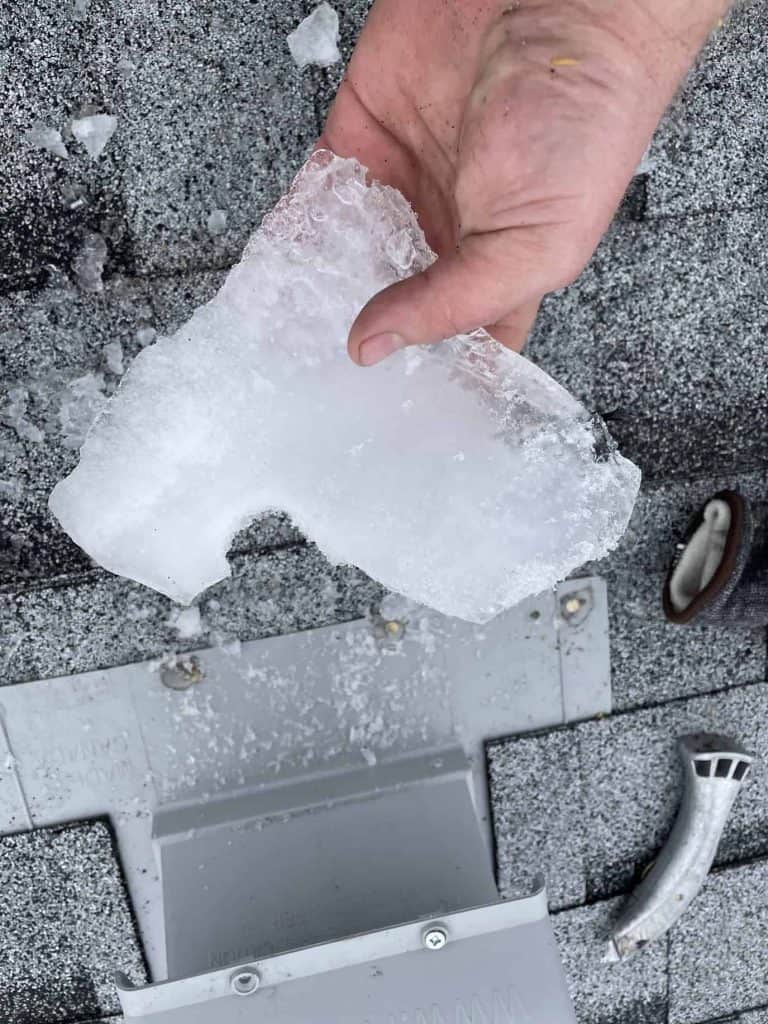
[1,1,767,1022]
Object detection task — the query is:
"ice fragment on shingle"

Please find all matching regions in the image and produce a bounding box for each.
[73,0,89,18]
[635,148,655,175]
[58,373,107,450]
[206,209,228,236]
[287,3,341,69]
[25,124,68,159]
[104,340,125,375]
[71,113,117,160]
[72,233,108,293]
[1,386,44,443]
[136,326,157,347]
[49,152,640,622]
[168,605,205,638]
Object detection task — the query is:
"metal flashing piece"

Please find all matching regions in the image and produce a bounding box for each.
[0,578,608,994]
[116,889,575,1022]
[609,732,755,960]
[155,748,500,980]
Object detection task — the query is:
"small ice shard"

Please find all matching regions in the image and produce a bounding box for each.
[72,233,108,293]
[136,326,157,347]
[1,386,44,443]
[25,124,68,159]
[58,373,107,450]
[49,153,640,623]
[117,56,136,75]
[104,340,125,375]
[73,0,89,18]
[207,209,228,236]
[287,2,340,69]
[635,148,655,175]
[71,113,117,160]
[0,479,24,502]
[168,605,205,639]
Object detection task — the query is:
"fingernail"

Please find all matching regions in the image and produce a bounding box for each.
[357,332,406,366]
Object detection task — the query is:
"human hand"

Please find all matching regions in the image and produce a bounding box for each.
[320,0,726,366]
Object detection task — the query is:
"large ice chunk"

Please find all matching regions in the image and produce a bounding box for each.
[287,3,340,68]
[49,153,640,622]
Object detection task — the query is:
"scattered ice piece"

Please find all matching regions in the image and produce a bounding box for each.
[1,386,44,443]
[0,479,24,502]
[71,113,118,160]
[25,124,68,159]
[206,209,228,236]
[72,233,108,293]
[104,339,125,375]
[136,326,157,347]
[73,0,89,18]
[49,152,640,623]
[57,373,107,449]
[635,148,655,175]
[287,2,340,69]
[168,605,205,639]
[360,747,377,767]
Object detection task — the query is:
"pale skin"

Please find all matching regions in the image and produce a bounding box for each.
[318,0,729,366]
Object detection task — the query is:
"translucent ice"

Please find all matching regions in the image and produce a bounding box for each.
[635,148,655,175]
[58,373,107,450]
[49,153,640,622]
[25,124,68,159]
[73,233,108,293]
[287,3,340,69]
[71,113,117,160]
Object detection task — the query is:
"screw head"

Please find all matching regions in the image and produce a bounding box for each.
[230,967,260,995]
[384,619,404,639]
[160,655,203,691]
[564,596,583,615]
[423,926,448,951]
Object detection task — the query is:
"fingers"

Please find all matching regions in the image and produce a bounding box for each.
[348,231,549,366]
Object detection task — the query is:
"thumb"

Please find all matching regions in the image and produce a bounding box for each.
[347,232,548,366]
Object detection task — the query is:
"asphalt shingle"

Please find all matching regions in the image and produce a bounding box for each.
[490,728,586,910]
[645,0,768,219]
[0,544,381,686]
[489,682,768,909]
[553,897,668,1024]
[0,820,146,1023]
[668,860,768,1024]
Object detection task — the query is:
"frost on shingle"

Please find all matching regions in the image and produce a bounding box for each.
[287,3,341,69]
[49,152,639,623]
